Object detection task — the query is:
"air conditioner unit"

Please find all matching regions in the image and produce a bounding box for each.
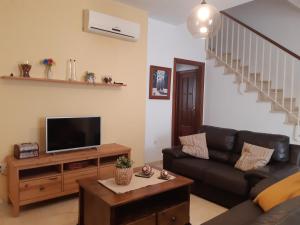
[83,10,140,42]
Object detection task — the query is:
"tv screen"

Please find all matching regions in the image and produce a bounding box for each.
[46,117,101,153]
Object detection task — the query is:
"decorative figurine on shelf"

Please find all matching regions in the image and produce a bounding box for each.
[142,164,153,176]
[42,58,55,79]
[20,61,31,77]
[85,72,96,84]
[103,76,112,84]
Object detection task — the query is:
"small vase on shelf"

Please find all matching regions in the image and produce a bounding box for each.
[47,66,53,79]
[42,58,55,79]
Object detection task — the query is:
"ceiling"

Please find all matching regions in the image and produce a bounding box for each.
[289,0,300,8]
[115,0,254,25]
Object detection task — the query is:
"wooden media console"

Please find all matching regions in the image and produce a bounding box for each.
[6,143,131,216]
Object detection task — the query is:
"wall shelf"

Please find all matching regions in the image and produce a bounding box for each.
[1,76,127,87]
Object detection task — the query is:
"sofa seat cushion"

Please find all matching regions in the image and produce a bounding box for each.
[203,162,249,196]
[172,158,217,180]
[202,200,262,225]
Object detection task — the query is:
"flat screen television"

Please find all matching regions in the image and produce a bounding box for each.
[46,116,101,153]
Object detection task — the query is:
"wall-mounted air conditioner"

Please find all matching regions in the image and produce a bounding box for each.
[83,10,140,42]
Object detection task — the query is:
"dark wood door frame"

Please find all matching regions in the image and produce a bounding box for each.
[172,58,205,146]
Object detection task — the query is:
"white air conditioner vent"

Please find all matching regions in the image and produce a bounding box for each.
[83,10,140,42]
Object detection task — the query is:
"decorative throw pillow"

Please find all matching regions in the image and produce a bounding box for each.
[235,142,274,171]
[254,172,300,212]
[179,133,209,159]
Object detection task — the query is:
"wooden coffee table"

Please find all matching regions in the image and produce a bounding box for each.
[77,169,193,225]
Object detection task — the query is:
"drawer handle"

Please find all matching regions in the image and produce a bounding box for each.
[48,177,58,181]
[39,186,45,191]
[171,216,176,222]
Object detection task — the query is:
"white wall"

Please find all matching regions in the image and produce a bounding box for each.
[204,59,297,143]
[145,18,205,162]
[226,0,300,55]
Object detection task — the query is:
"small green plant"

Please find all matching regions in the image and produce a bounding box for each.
[116,156,133,169]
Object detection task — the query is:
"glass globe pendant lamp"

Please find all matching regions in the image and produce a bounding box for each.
[187,0,221,39]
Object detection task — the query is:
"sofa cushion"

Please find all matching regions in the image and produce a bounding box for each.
[198,125,237,152]
[203,162,249,196]
[202,200,262,225]
[172,158,218,181]
[235,143,274,171]
[254,172,300,212]
[250,196,300,225]
[180,133,209,159]
[234,131,290,162]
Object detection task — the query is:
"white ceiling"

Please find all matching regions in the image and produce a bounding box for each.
[289,0,300,8]
[115,0,254,25]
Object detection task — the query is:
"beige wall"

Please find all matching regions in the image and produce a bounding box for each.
[0,0,147,201]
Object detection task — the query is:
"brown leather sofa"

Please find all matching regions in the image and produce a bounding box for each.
[202,176,300,225]
[162,125,300,208]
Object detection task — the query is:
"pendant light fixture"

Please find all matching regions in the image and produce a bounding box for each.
[187,0,221,39]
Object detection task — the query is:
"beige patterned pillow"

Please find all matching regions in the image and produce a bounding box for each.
[235,143,274,171]
[179,133,209,159]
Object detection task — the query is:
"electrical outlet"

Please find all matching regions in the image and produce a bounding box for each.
[0,162,7,174]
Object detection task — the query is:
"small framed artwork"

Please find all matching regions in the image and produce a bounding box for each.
[149,65,172,100]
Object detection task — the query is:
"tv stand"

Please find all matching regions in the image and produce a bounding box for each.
[6,143,131,216]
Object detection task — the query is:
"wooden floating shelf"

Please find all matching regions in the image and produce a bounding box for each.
[1,76,127,87]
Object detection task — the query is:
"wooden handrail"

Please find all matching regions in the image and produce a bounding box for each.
[221,11,300,60]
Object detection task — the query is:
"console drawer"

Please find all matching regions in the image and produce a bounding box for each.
[64,168,97,192]
[20,176,62,201]
[124,214,156,225]
[157,202,189,225]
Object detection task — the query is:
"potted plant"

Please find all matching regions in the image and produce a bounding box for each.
[115,156,133,185]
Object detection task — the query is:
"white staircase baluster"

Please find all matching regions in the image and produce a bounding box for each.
[261,40,265,91]
[248,32,252,81]
[236,24,240,72]
[226,17,229,64]
[282,54,287,107]
[268,44,272,97]
[220,15,224,62]
[242,27,246,83]
[275,48,280,103]
[254,35,258,86]
[231,21,235,68]
[216,26,219,58]
[290,58,295,112]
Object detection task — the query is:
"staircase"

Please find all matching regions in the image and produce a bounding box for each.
[206,12,300,141]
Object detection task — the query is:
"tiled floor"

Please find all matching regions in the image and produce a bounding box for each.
[0,194,226,225]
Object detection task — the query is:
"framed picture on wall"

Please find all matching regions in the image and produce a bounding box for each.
[149,65,172,100]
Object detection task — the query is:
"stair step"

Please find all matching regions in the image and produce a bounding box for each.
[258,91,284,102]
[271,101,299,113]
[245,80,271,92]
[285,113,300,125]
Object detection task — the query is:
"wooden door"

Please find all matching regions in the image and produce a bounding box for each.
[177,70,198,139]
[172,59,205,146]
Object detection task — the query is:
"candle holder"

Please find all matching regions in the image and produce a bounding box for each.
[20,63,32,77]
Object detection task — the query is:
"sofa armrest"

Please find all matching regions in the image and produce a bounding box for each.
[162,146,188,171]
[245,163,299,187]
[249,176,278,199]
[162,146,187,159]
[289,144,300,166]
